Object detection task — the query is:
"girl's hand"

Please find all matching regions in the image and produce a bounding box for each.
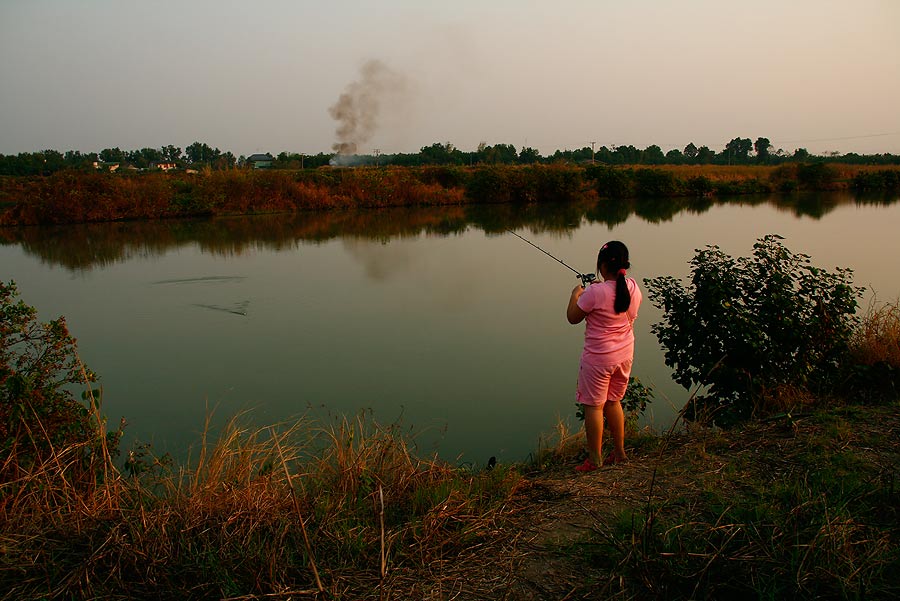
[567,285,588,324]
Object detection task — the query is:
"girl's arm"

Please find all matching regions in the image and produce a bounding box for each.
[567,285,587,324]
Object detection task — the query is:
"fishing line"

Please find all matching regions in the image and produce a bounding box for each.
[506,229,597,287]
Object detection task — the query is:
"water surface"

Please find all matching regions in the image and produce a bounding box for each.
[2,192,898,462]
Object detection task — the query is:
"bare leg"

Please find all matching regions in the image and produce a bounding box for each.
[583,404,604,467]
[603,400,627,461]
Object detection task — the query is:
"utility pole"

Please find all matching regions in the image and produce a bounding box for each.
[374,148,381,167]
[591,141,596,164]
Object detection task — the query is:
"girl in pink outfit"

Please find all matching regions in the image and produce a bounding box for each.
[566,241,641,472]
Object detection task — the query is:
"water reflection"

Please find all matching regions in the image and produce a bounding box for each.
[3,192,894,272]
[3,190,899,463]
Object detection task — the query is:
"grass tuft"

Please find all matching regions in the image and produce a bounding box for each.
[0,407,521,599]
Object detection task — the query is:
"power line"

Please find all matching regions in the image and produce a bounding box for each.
[771,131,900,145]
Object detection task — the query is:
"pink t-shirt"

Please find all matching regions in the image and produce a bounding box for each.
[576,277,642,365]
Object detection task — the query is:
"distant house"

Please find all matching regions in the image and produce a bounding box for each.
[93,161,120,172]
[152,161,178,171]
[246,153,274,169]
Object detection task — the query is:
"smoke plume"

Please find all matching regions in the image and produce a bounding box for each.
[329,59,408,155]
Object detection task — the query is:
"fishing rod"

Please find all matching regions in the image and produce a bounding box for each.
[506,229,597,287]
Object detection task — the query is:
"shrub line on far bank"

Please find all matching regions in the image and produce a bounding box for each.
[2,163,898,226]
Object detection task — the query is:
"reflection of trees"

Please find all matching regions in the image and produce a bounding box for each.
[0,193,885,271]
[854,191,900,208]
[769,192,855,220]
[584,199,634,228]
[633,197,687,223]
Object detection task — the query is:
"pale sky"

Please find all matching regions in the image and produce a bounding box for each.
[2,0,899,157]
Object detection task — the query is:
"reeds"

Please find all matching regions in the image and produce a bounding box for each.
[851,299,900,368]
[4,163,894,226]
[0,403,521,599]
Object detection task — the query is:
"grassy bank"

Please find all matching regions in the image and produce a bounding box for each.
[2,295,898,599]
[2,392,897,599]
[2,163,898,226]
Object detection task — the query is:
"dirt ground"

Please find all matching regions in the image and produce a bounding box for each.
[388,405,900,600]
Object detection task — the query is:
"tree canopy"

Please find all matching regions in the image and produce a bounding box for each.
[2,136,898,176]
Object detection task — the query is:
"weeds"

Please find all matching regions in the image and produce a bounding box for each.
[3,163,896,226]
[0,408,522,599]
[566,405,900,599]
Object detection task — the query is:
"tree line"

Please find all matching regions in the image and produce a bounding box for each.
[2,137,899,176]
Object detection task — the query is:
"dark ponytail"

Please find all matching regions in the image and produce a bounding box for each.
[597,241,631,314]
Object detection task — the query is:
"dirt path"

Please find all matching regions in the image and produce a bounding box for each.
[416,405,900,600]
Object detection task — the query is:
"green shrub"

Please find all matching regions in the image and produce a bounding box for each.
[686,175,714,196]
[633,168,679,197]
[851,169,900,191]
[796,163,838,190]
[584,165,634,198]
[644,235,863,425]
[1,281,114,477]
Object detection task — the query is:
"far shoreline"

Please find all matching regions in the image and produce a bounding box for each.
[2,163,898,227]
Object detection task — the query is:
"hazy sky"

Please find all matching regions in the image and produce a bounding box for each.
[2,0,899,157]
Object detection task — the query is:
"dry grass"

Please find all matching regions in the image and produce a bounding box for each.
[851,299,900,368]
[0,405,521,600]
[652,164,779,181]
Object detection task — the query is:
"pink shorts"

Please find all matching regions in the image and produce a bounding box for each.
[576,358,632,406]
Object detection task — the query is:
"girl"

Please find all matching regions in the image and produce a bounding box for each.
[566,241,641,472]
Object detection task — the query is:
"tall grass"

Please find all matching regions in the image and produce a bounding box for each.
[4,163,896,226]
[851,299,900,368]
[0,401,520,599]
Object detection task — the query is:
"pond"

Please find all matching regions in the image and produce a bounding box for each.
[2,192,898,464]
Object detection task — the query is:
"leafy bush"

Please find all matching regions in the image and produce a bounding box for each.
[584,165,634,198]
[796,163,838,190]
[851,169,900,191]
[1,281,114,478]
[633,168,679,197]
[645,235,863,425]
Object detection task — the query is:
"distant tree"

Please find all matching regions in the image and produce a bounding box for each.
[683,142,699,163]
[696,146,716,164]
[518,146,541,164]
[481,143,518,164]
[63,150,96,170]
[420,142,463,165]
[41,150,66,174]
[185,142,221,165]
[793,147,811,162]
[665,149,685,164]
[161,145,182,162]
[642,145,665,164]
[754,137,772,164]
[128,147,163,169]
[594,145,616,164]
[723,137,753,164]
[215,152,236,169]
[305,152,333,168]
[99,147,126,164]
[613,145,641,164]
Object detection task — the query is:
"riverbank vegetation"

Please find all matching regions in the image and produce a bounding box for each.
[2,234,899,598]
[3,191,894,273]
[2,162,899,227]
[3,137,900,177]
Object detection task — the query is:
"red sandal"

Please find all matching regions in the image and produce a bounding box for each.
[604,453,627,466]
[575,458,599,472]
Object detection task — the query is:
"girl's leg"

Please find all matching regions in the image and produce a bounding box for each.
[603,400,627,461]
[583,404,604,467]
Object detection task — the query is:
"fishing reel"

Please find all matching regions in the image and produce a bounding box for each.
[578,273,597,287]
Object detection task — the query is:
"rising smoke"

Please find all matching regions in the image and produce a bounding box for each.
[328,59,408,156]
